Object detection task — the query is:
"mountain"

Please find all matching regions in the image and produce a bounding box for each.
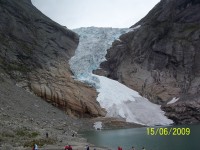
[69,27,173,126]
[0,0,105,118]
[100,0,200,124]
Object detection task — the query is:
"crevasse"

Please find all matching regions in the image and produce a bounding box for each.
[69,26,173,126]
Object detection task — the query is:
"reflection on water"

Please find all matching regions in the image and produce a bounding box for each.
[81,124,200,150]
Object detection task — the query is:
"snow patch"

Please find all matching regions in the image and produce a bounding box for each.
[93,121,102,130]
[129,25,141,32]
[95,75,173,126]
[167,97,179,105]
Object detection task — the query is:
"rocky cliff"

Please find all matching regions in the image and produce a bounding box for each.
[100,0,200,123]
[0,0,105,117]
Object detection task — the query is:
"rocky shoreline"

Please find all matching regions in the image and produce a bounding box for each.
[0,76,142,150]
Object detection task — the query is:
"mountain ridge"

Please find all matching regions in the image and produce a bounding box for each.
[0,0,105,118]
[100,0,200,124]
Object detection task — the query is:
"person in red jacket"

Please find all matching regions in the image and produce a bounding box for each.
[118,146,122,150]
[64,145,73,150]
[64,145,69,150]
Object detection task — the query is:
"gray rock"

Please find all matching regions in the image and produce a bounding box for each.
[0,0,78,76]
[100,0,200,124]
[0,0,105,118]
[162,96,200,124]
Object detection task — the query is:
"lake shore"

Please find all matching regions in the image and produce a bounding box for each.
[0,78,143,150]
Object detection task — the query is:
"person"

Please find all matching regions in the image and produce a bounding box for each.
[34,144,38,150]
[118,146,122,150]
[68,145,73,150]
[142,147,145,150]
[64,145,69,150]
[132,146,135,150]
[46,132,49,138]
[86,145,90,150]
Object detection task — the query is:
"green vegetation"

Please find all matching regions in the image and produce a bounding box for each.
[15,128,40,138]
[23,138,56,147]
[183,24,200,32]
[0,126,59,148]
[18,41,33,55]
[0,136,3,142]
[1,131,15,138]
[16,129,28,137]
[0,128,45,148]
[5,62,30,73]
[30,132,40,138]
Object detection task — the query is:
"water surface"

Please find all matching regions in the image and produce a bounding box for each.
[81,124,200,150]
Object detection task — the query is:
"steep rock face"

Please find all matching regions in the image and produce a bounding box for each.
[100,0,200,123]
[162,96,200,124]
[0,0,105,117]
[29,63,106,117]
[101,0,200,102]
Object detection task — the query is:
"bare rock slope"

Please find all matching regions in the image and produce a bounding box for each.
[0,0,105,117]
[100,0,200,124]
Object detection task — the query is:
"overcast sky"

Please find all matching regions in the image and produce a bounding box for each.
[31,0,160,29]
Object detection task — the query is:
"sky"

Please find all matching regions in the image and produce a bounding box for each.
[31,0,160,29]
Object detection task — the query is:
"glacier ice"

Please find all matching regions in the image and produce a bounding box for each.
[69,27,129,79]
[69,27,173,126]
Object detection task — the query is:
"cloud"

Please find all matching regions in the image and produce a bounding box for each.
[31,0,160,29]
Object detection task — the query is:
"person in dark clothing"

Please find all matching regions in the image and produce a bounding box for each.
[86,145,90,150]
[46,132,49,138]
[68,145,72,150]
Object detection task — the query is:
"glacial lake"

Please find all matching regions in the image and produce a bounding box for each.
[81,124,200,150]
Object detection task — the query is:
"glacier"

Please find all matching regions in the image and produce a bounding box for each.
[69,27,173,126]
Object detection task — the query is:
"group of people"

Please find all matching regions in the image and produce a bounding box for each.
[132,146,146,150]
[64,145,73,150]
[33,143,146,150]
[133,146,146,150]
[65,145,90,150]
[118,146,146,150]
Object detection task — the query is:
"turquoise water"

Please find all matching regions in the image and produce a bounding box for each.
[81,124,200,150]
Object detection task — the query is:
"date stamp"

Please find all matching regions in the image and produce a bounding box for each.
[147,127,190,136]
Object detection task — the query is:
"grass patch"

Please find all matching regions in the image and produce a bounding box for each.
[29,132,40,138]
[0,135,4,142]
[1,132,15,138]
[15,128,40,138]
[183,24,200,32]
[16,129,28,137]
[23,138,56,147]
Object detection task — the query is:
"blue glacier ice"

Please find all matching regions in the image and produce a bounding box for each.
[69,26,173,126]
